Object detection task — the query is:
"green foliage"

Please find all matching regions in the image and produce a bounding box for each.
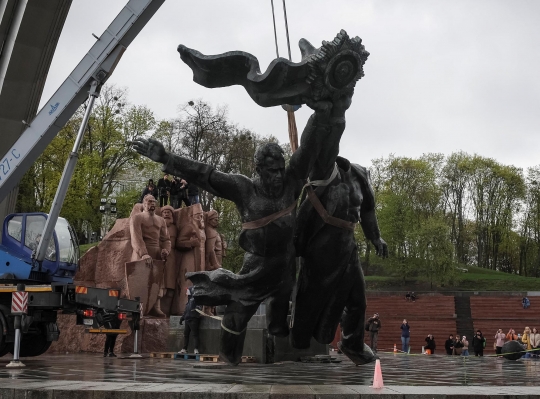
[115,189,141,219]
[212,197,244,273]
[16,85,156,243]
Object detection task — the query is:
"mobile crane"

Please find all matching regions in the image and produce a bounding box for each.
[0,0,166,360]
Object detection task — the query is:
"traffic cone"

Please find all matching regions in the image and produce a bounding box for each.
[370,359,384,389]
[393,343,397,353]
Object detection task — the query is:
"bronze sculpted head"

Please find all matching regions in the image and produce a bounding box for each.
[254,142,285,197]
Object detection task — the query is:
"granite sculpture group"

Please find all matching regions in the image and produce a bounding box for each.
[76,196,226,318]
[83,30,389,367]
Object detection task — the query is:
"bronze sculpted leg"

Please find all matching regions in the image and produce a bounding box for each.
[219,301,260,365]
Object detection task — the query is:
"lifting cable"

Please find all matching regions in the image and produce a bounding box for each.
[270,0,299,152]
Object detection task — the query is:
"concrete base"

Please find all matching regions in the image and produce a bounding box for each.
[0,381,537,398]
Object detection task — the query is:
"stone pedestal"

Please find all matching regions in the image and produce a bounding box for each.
[47,312,327,363]
[168,315,328,363]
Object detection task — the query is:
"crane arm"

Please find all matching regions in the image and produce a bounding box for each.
[0,0,165,203]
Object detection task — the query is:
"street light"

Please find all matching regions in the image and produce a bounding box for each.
[99,197,117,237]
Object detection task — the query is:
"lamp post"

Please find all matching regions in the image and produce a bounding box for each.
[99,197,117,238]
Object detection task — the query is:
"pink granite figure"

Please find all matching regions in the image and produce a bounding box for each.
[160,205,179,317]
[130,195,171,317]
[172,204,205,314]
[204,210,223,271]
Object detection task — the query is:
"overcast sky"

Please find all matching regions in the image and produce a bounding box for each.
[40,0,540,171]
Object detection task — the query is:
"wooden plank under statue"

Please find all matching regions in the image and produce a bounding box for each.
[125,259,165,315]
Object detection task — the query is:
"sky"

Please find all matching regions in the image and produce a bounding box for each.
[40,0,540,171]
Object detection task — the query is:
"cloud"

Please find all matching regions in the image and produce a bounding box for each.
[41,0,540,170]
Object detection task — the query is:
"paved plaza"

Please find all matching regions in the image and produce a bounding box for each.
[0,352,538,397]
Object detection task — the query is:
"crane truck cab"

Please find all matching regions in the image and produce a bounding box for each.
[1,213,79,283]
[0,213,141,358]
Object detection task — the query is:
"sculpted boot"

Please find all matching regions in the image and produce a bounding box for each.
[150,298,166,318]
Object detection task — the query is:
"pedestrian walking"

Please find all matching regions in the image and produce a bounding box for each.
[178,287,201,355]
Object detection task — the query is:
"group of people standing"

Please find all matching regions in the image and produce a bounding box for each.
[140,174,200,208]
[495,327,540,356]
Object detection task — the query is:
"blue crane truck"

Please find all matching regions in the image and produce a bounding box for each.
[0,0,168,360]
[0,212,140,357]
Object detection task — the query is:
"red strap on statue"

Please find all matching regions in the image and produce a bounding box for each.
[306,186,356,231]
[241,202,297,230]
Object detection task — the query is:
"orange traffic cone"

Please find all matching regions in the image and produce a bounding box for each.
[393,343,397,353]
[370,359,384,389]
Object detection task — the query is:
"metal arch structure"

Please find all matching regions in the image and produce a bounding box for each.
[0,0,166,208]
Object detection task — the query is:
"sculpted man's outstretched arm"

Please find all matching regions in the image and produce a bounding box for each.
[132,138,246,204]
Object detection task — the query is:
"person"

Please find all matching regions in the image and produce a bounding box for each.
[472,330,486,356]
[133,93,344,365]
[410,292,417,302]
[103,313,122,357]
[400,319,410,353]
[453,334,464,355]
[494,329,506,355]
[522,296,530,309]
[506,328,518,341]
[139,183,156,203]
[425,334,436,354]
[405,292,411,301]
[129,194,171,317]
[187,181,200,205]
[444,334,454,355]
[171,177,189,209]
[530,327,540,357]
[522,327,532,351]
[157,174,171,207]
[366,313,381,353]
[178,287,202,355]
[461,335,469,356]
[169,177,182,209]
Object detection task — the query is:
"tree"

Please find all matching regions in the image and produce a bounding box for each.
[16,85,156,242]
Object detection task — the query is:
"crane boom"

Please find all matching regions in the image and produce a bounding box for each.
[0,0,165,203]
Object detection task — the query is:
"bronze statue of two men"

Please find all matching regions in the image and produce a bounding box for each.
[133,30,388,366]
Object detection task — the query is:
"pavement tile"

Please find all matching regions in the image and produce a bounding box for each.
[14,389,54,399]
[309,385,359,399]
[227,385,271,393]
[269,385,314,399]
[53,389,94,399]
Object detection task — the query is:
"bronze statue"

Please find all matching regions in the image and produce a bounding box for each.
[292,158,387,365]
[133,30,369,365]
[129,194,171,317]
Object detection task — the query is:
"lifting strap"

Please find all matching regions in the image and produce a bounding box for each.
[241,201,297,230]
[304,164,357,232]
